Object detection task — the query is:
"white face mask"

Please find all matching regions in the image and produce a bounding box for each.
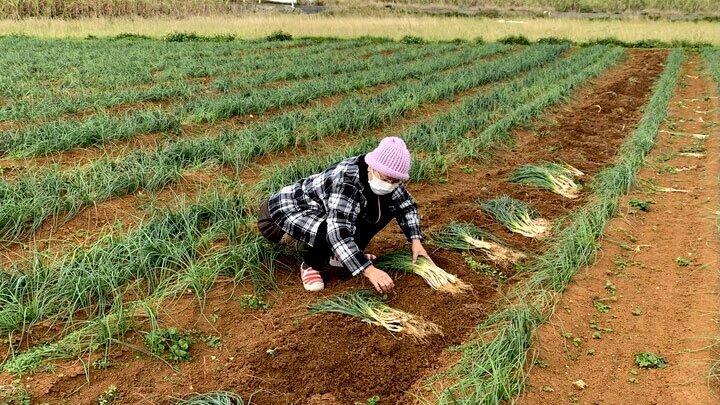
[368,170,400,195]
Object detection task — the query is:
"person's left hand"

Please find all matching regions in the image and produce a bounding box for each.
[411,238,435,265]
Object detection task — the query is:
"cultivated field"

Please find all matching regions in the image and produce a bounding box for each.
[0,34,718,404]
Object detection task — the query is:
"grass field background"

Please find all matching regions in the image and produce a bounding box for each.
[1,14,719,45]
[2,0,720,18]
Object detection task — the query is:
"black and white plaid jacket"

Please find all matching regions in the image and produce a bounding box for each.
[268,155,422,276]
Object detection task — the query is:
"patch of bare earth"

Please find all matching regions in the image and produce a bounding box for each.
[519,54,720,404]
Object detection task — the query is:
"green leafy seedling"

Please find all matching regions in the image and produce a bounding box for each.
[235,294,270,311]
[635,352,667,368]
[355,395,381,405]
[594,299,611,313]
[628,198,653,212]
[675,257,691,267]
[144,328,194,362]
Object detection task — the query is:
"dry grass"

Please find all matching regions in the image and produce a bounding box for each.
[1,14,719,45]
[332,0,720,15]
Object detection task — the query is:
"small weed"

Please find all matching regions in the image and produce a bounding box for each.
[98,385,119,405]
[587,349,595,355]
[534,359,549,368]
[460,165,474,174]
[234,295,270,311]
[628,198,653,212]
[202,335,222,349]
[656,164,677,174]
[266,348,277,358]
[593,299,611,313]
[572,337,582,347]
[629,377,639,384]
[592,332,602,339]
[635,352,667,368]
[354,395,381,405]
[630,369,639,375]
[0,380,31,405]
[590,322,613,333]
[675,257,692,267]
[144,328,194,362]
[462,252,506,282]
[542,386,554,392]
[632,309,642,316]
[93,358,112,370]
[605,280,617,300]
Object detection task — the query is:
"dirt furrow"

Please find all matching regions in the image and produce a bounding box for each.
[519,54,720,404]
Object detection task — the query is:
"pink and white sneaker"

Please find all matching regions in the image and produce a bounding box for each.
[300,263,324,292]
[328,253,377,268]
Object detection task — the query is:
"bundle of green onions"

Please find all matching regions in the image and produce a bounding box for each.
[427,222,525,264]
[508,161,583,199]
[309,290,441,340]
[373,252,472,294]
[480,196,550,238]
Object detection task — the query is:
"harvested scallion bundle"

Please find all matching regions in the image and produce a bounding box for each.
[508,161,583,198]
[309,290,441,339]
[480,196,550,238]
[427,222,525,264]
[373,252,472,294]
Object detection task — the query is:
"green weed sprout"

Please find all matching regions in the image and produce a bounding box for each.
[427,222,525,264]
[480,196,550,238]
[508,161,583,199]
[309,290,441,340]
[373,252,472,294]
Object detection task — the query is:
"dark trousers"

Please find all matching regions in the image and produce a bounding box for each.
[257,199,393,271]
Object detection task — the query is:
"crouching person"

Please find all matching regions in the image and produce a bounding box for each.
[257,137,434,293]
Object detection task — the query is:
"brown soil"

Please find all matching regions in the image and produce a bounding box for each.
[0,49,675,404]
[519,55,720,404]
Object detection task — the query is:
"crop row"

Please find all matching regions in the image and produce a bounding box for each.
[0,37,332,97]
[0,41,422,122]
[251,44,623,198]
[0,42,479,156]
[437,50,685,404]
[0,43,560,247]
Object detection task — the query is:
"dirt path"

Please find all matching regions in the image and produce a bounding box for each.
[519,54,720,404]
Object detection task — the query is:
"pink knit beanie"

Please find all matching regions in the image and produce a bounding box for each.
[364,137,411,181]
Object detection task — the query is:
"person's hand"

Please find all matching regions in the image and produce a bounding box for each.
[411,238,435,265]
[363,265,395,294]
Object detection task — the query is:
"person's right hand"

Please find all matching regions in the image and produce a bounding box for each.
[362,265,395,294]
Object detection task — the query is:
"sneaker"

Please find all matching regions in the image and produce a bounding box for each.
[328,253,377,268]
[300,263,324,292]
